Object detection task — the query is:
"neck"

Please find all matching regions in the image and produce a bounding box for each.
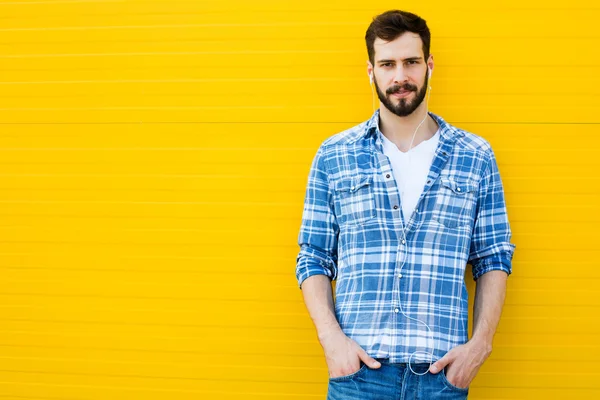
[378,103,439,152]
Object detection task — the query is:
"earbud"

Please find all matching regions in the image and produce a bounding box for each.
[427,68,432,90]
[369,72,373,84]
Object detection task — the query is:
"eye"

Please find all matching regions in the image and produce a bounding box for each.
[380,63,393,67]
[406,60,418,65]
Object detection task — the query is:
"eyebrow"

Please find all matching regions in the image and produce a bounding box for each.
[377,57,422,63]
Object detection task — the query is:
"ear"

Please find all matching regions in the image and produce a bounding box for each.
[426,54,434,78]
[366,60,373,82]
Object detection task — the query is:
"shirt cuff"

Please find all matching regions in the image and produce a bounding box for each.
[296,259,335,289]
[471,249,514,281]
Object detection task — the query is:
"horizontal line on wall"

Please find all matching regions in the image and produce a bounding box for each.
[0,241,299,249]
[0,199,597,205]
[0,305,307,316]
[0,369,329,390]
[0,173,290,177]
[0,172,596,178]
[1,65,599,73]
[0,106,287,111]
[4,36,600,48]
[1,21,600,32]
[0,0,118,5]
[1,50,599,60]
[0,187,302,191]
[0,319,314,330]
[1,121,599,125]
[0,219,590,226]
[498,303,600,308]
[0,293,302,302]
[3,267,599,279]
[0,77,598,85]
[0,147,596,152]
[0,147,598,152]
[0,147,318,151]
[0,106,595,112]
[0,367,465,385]
[514,277,600,281]
[0,367,324,388]
[0,214,298,221]
[0,259,588,268]
[1,50,358,58]
[0,202,299,207]
[0,94,598,101]
[0,351,317,364]
[0,266,292,275]
[0,22,365,32]
[0,227,597,237]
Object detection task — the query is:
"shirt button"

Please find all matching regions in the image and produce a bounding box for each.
[394,308,400,313]
[415,209,419,213]
[386,173,391,178]
[393,205,399,210]
[397,273,402,278]
[401,239,406,244]
[457,187,461,192]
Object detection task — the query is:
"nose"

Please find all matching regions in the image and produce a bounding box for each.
[393,66,409,84]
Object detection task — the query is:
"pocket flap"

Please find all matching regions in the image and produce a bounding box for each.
[440,177,477,195]
[334,175,373,193]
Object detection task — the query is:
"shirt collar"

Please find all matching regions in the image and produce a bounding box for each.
[353,108,461,146]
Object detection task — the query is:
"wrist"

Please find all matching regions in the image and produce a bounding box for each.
[470,334,493,357]
[318,326,343,344]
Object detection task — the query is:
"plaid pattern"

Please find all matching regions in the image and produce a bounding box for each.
[295,109,516,363]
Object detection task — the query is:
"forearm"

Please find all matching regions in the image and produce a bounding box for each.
[471,270,508,351]
[300,274,343,343]
[430,270,508,380]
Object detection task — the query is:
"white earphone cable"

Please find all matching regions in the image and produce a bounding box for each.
[402,75,435,376]
[370,69,437,375]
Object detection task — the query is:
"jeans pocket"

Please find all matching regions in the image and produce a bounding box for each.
[440,367,469,393]
[328,363,368,382]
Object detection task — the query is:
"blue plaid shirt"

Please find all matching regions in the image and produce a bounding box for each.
[295,109,516,363]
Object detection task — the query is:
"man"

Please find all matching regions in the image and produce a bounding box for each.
[295,9,516,399]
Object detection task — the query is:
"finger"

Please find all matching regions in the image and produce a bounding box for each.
[358,349,381,368]
[444,364,467,388]
[429,354,453,374]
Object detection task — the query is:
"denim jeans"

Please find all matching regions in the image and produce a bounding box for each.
[327,358,469,400]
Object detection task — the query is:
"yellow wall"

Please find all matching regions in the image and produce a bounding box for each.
[0,0,598,398]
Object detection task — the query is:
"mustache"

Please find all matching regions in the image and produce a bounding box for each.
[386,84,417,95]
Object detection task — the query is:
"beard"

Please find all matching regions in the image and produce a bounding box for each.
[374,71,429,117]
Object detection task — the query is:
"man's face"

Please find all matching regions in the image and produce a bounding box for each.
[370,32,431,117]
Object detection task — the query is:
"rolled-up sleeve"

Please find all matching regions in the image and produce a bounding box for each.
[295,146,339,289]
[468,146,516,281]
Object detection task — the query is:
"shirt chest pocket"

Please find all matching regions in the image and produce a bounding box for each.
[333,175,376,227]
[432,177,478,229]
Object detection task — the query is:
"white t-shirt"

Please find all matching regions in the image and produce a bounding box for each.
[380,128,440,224]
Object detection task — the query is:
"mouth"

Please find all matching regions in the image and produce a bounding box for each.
[391,90,412,98]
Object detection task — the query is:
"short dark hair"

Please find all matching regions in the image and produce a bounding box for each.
[365,10,431,65]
